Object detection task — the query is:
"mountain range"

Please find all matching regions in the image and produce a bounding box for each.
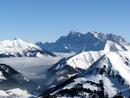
[36,31,130,98]
[36,31,130,53]
[0,31,130,98]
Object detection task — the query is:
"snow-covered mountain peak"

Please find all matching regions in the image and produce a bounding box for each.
[0,39,39,54]
[14,38,23,41]
[0,38,38,49]
[0,39,56,57]
[13,38,35,47]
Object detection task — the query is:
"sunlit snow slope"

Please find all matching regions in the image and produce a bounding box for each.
[0,38,55,57]
[40,51,130,98]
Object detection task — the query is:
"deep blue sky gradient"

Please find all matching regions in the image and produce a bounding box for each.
[0,0,129,42]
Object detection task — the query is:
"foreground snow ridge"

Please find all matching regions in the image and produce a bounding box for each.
[40,51,130,98]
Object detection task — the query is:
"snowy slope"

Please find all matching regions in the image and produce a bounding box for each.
[41,51,106,92]
[52,51,105,71]
[66,51,105,69]
[40,51,130,98]
[48,43,128,72]
[104,40,127,52]
[0,88,33,98]
[0,38,56,57]
[0,63,38,98]
[37,31,130,53]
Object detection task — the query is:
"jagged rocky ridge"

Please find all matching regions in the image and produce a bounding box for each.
[36,31,130,53]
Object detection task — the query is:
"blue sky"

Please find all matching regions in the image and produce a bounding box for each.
[0,0,129,42]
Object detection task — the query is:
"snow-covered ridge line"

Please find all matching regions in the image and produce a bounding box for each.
[40,51,130,98]
[0,38,41,51]
[53,50,129,70]
[0,38,55,57]
[66,51,105,69]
